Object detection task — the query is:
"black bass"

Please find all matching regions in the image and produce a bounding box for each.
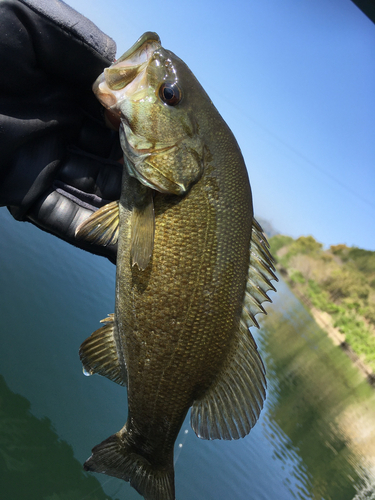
[76,32,277,500]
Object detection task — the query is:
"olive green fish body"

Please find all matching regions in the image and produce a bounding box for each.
[117,116,252,455]
[76,33,277,500]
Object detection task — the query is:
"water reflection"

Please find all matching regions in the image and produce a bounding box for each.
[1,207,375,499]
[260,279,375,500]
[0,374,116,500]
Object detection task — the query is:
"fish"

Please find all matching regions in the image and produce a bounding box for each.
[75,32,277,500]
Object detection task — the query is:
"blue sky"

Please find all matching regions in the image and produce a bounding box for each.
[67,0,375,250]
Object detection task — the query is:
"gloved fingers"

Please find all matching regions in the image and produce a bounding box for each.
[24,189,118,264]
[56,148,122,207]
[5,0,116,90]
[24,148,122,263]
[1,0,121,264]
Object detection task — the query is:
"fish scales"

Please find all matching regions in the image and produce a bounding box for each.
[76,32,277,500]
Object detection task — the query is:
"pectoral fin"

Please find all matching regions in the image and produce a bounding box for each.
[75,201,119,246]
[130,191,155,271]
[79,314,126,386]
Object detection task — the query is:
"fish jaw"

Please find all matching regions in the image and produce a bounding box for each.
[92,32,161,112]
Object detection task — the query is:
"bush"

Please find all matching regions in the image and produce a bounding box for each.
[269,235,294,256]
[290,270,305,284]
[272,233,375,368]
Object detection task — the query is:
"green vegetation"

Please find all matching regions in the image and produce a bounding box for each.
[260,300,373,500]
[269,235,375,371]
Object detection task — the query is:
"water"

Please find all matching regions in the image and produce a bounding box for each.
[1,208,375,500]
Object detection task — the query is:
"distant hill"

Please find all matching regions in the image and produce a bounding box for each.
[269,234,375,375]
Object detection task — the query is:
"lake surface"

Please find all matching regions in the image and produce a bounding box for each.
[1,208,375,500]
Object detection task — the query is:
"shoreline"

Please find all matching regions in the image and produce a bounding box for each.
[282,272,375,387]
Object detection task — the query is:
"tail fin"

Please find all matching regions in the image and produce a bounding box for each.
[83,431,175,500]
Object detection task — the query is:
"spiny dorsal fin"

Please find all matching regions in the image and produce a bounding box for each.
[130,191,155,271]
[190,218,277,441]
[242,218,278,327]
[75,201,119,246]
[79,314,126,386]
[190,322,266,440]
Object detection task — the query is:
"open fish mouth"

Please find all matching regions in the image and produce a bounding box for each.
[93,32,161,110]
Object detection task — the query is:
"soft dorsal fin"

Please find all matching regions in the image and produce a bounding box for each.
[190,218,277,440]
[75,201,119,246]
[79,314,126,386]
[190,321,266,440]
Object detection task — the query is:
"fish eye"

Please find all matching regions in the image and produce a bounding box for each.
[159,82,182,106]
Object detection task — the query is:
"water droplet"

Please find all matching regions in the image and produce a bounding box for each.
[83,367,92,377]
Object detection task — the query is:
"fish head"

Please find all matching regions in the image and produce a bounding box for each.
[93,32,205,195]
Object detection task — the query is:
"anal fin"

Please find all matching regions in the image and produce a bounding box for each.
[75,201,119,246]
[79,314,126,386]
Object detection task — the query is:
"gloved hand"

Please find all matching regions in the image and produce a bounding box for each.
[0,0,122,263]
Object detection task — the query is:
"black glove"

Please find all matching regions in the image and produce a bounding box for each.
[0,0,123,263]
